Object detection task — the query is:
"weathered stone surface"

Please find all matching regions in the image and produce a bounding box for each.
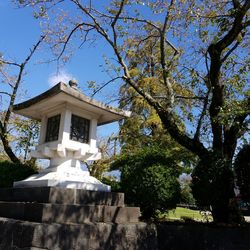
[0,202,139,224]
[0,187,124,206]
[0,217,157,250]
[156,222,250,250]
[2,217,250,250]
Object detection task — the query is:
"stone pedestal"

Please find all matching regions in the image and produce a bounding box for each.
[0,187,158,249]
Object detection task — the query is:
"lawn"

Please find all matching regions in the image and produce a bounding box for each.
[159,207,213,222]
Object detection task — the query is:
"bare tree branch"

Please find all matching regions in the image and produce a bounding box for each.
[221,30,246,63]
[3,35,46,129]
[0,60,21,67]
[91,77,122,97]
[0,92,12,97]
[57,22,95,60]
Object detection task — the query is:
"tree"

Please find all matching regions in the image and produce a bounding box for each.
[0,36,45,163]
[179,174,196,205]
[85,134,119,180]
[18,0,250,223]
[234,144,250,201]
[13,116,40,162]
[111,146,181,219]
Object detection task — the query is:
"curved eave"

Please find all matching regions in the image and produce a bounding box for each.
[13,82,131,125]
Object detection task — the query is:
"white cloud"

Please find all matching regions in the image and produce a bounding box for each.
[48,70,74,87]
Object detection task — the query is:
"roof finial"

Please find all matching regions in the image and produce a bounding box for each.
[69,79,78,89]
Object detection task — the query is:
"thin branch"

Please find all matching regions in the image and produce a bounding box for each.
[0,60,20,67]
[92,8,161,31]
[159,0,175,107]
[221,41,241,63]
[153,95,205,100]
[3,35,46,130]
[0,92,11,97]
[175,95,205,100]
[78,27,95,48]
[57,23,87,60]
[111,0,125,48]
[0,68,15,88]
[221,30,246,63]
[136,34,160,47]
[111,0,125,28]
[165,39,179,54]
[91,77,122,97]
[181,65,207,82]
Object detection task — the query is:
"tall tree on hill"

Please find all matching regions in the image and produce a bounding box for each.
[18,0,250,223]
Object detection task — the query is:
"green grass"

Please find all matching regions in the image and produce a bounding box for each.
[159,207,213,222]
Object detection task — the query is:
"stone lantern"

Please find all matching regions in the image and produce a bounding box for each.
[12,81,130,191]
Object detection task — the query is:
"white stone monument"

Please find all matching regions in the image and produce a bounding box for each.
[12,81,130,191]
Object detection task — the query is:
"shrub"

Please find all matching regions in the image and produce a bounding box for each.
[111,147,181,219]
[0,160,38,188]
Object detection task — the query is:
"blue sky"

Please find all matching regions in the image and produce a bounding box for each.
[0,1,120,137]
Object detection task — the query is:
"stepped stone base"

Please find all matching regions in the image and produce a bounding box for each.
[0,187,157,249]
[0,217,158,250]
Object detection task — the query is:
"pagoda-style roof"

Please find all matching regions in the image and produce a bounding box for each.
[13,82,131,125]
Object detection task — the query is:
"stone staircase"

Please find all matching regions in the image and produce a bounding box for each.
[0,187,157,249]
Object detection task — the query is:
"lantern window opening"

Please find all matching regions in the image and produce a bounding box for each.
[70,114,90,143]
[45,114,61,142]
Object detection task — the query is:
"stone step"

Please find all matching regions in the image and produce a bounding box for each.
[0,201,140,224]
[0,187,124,206]
[0,217,157,250]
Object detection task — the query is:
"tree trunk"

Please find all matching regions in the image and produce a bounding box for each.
[0,133,20,164]
[192,153,242,224]
[211,197,243,224]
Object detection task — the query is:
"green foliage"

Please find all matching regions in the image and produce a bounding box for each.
[0,160,38,188]
[13,116,39,161]
[235,144,250,201]
[111,147,181,219]
[180,180,196,205]
[101,175,121,192]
